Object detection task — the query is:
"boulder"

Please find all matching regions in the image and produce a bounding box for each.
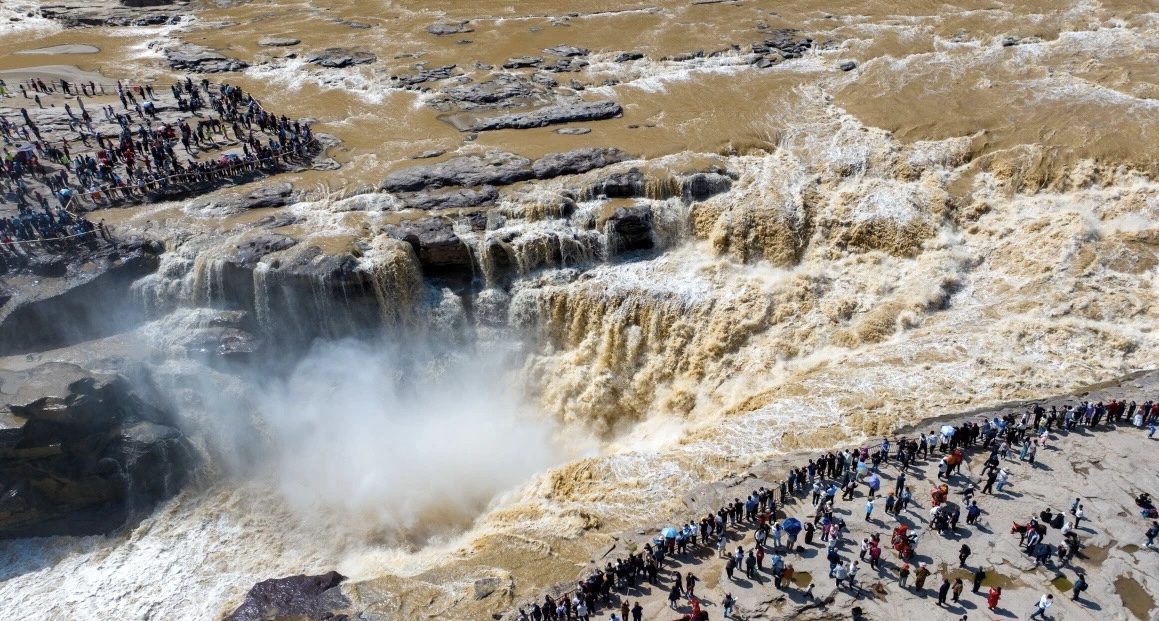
[257,37,301,47]
[164,44,249,73]
[38,0,183,27]
[681,172,733,201]
[307,48,377,68]
[555,127,592,135]
[614,52,644,62]
[427,21,473,36]
[593,169,647,198]
[391,65,458,88]
[441,74,534,107]
[383,218,473,277]
[543,45,590,57]
[230,234,298,269]
[402,186,499,210]
[606,205,655,253]
[381,152,534,192]
[224,572,349,621]
[758,29,813,59]
[188,183,294,214]
[531,147,630,179]
[839,60,857,71]
[502,56,544,69]
[152,309,263,359]
[465,100,622,132]
[413,149,446,159]
[0,364,192,538]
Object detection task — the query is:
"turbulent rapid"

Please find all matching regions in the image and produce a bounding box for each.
[0,0,1157,619]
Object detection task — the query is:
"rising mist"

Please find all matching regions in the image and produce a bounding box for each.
[253,339,562,544]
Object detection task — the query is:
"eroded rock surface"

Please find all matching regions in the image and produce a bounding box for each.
[0,364,192,537]
[165,44,249,73]
[224,572,349,621]
[465,100,622,132]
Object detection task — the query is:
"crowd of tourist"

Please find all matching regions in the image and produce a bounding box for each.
[0,74,317,255]
[513,399,1159,621]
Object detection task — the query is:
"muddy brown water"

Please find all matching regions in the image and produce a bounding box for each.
[1115,575,1156,621]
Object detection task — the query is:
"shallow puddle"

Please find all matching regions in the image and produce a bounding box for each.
[1114,575,1155,621]
[981,572,1017,589]
[792,571,812,588]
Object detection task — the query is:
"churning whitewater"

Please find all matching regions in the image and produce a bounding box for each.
[0,0,1157,618]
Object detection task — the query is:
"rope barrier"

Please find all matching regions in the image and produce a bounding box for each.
[0,228,101,248]
[63,139,318,206]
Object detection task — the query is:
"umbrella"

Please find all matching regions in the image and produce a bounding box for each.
[940,425,956,437]
[782,517,802,535]
[16,145,35,155]
[866,474,881,491]
[661,527,678,539]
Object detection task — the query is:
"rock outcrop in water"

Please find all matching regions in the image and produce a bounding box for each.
[307,48,378,68]
[39,0,184,26]
[223,571,349,621]
[381,148,630,193]
[165,44,249,73]
[464,100,623,132]
[0,364,192,537]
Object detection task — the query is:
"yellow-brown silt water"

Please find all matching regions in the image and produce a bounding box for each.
[0,0,1157,618]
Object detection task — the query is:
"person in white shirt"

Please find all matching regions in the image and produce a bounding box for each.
[1029,593,1054,619]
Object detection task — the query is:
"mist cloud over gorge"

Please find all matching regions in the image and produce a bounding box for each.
[255,340,561,540]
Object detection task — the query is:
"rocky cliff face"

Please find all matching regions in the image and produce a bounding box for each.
[0,240,164,357]
[0,364,192,537]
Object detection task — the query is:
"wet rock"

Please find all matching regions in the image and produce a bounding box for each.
[164,43,249,73]
[606,205,655,253]
[427,21,473,36]
[38,0,183,27]
[311,157,341,171]
[555,127,592,135]
[839,60,857,71]
[257,37,301,47]
[542,58,589,73]
[383,218,473,276]
[442,74,534,107]
[391,65,458,87]
[230,234,298,269]
[543,45,590,57]
[682,171,733,201]
[759,29,813,59]
[0,244,162,356]
[593,168,647,198]
[614,52,644,62]
[381,151,534,192]
[307,48,377,68]
[345,21,372,29]
[473,577,507,600]
[402,186,500,210]
[187,183,294,214]
[532,72,559,87]
[465,100,622,132]
[27,254,69,278]
[532,147,630,179]
[0,364,192,538]
[382,147,628,193]
[503,56,544,69]
[414,149,446,159]
[224,572,349,621]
